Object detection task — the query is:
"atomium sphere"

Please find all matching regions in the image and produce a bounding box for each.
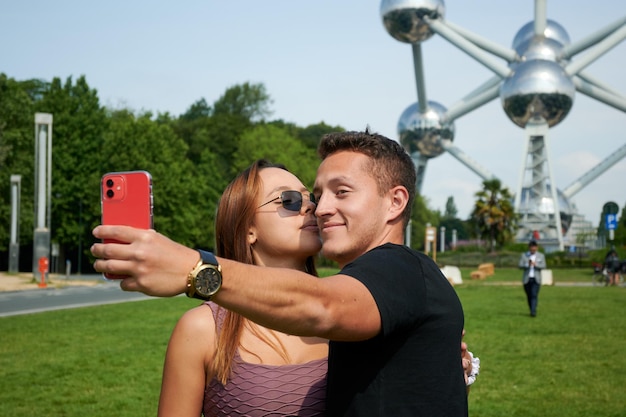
[398,101,455,158]
[380,0,445,44]
[519,185,574,235]
[500,59,575,128]
[512,19,570,54]
[516,36,566,63]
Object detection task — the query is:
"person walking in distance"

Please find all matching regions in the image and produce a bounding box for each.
[519,240,546,317]
[604,248,621,286]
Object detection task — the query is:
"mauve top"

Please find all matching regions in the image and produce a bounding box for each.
[203,302,327,417]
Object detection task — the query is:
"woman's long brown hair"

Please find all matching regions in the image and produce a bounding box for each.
[210,159,317,385]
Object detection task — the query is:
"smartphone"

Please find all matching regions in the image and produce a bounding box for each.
[101,170,153,279]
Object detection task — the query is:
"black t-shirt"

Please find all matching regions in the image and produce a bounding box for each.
[326,243,468,416]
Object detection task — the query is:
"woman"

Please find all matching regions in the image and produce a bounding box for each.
[158,160,328,416]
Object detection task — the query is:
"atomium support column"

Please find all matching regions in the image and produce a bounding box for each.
[514,119,564,251]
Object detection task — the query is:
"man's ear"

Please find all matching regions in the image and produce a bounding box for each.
[388,186,409,223]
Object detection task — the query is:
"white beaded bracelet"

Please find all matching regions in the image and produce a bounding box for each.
[466,351,480,386]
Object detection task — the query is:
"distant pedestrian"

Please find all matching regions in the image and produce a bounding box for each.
[604,248,621,286]
[518,240,546,317]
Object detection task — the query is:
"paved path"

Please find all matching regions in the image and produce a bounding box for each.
[0,279,152,317]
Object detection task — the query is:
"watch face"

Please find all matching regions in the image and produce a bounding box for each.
[196,267,221,297]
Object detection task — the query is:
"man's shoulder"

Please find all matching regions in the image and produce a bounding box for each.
[349,244,430,271]
[367,243,430,261]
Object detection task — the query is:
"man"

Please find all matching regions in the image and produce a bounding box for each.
[518,240,546,317]
[92,130,468,416]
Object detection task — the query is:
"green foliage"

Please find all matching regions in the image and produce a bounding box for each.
[39,76,108,257]
[232,124,319,188]
[212,82,272,121]
[0,74,440,272]
[471,179,518,251]
[440,216,471,243]
[293,121,346,151]
[444,196,458,218]
[0,74,39,251]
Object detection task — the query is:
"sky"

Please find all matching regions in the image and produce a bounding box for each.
[1,0,624,226]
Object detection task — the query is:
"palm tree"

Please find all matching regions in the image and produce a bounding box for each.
[471,179,518,251]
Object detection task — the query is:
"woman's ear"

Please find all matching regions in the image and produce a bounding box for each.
[247,227,257,245]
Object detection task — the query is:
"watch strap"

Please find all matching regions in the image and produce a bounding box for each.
[198,249,218,266]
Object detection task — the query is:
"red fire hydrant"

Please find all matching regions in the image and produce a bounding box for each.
[38,257,49,288]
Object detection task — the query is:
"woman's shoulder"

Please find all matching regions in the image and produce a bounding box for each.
[173,303,217,336]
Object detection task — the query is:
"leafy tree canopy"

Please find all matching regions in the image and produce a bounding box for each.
[0,75,441,272]
[471,178,518,252]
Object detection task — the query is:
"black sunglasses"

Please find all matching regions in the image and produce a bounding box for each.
[258,190,316,212]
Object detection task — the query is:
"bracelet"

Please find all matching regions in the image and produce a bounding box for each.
[466,351,480,386]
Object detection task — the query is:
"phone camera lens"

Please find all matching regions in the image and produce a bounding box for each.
[106,179,114,188]
[106,189,114,199]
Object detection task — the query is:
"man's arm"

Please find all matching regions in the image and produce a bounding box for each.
[91,225,381,341]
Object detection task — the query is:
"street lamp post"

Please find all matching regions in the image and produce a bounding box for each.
[32,113,53,280]
[9,175,22,273]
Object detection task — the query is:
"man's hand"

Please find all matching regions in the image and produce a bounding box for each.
[91,225,198,297]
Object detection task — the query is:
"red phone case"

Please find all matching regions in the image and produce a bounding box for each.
[101,171,153,279]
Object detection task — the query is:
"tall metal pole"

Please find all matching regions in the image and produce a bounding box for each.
[9,175,22,273]
[33,113,53,280]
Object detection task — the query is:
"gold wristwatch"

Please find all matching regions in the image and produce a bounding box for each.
[186,250,222,301]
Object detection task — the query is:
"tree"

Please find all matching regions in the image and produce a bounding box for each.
[174,83,273,168]
[37,76,108,268]
[231,124,318,188]
[212,82,272,121]
[0,74,39,254]
[299,122,345,148]
[471,179,518,252]
[444,196,458,219]
[101,109,213,248]
[179,98,211,121]
[0,76,346,272]
[439,217,470,247]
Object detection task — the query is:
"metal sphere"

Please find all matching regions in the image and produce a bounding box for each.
[500,59,575,128]
[380,0,445,44]
[512,19,570,54]
[516,36,565,62]
[398,101,455,158]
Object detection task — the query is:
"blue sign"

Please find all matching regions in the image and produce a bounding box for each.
[606,214,617,230]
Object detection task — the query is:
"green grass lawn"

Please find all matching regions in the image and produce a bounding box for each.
[1,268,624,416]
